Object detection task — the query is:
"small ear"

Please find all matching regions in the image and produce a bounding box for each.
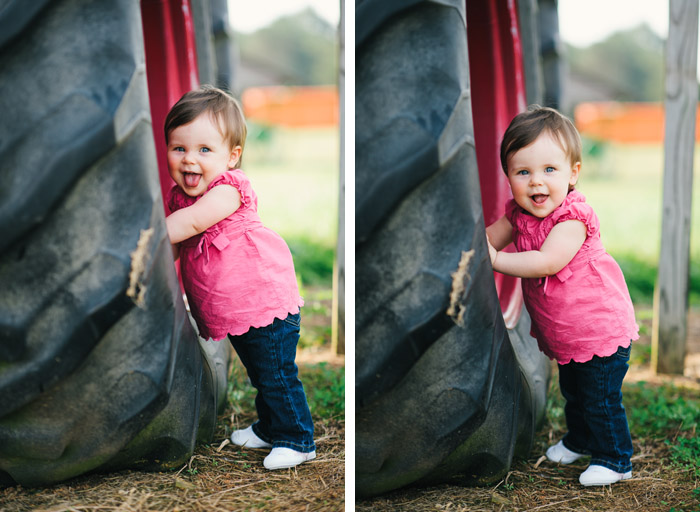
[569,161,581,186]
[228,146,242,168]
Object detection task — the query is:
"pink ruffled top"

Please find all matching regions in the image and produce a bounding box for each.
[168,169,303,340]
[505,190,639,364]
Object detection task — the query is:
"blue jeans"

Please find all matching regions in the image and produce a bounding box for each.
[558,344,633,473]
[228,313,315,453]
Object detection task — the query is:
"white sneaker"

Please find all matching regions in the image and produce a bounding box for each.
[579,465,632,486]
[263,447,316,470]
[230,426,272,449]
[546,440,586,464]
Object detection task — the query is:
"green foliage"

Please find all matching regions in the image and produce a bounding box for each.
[237,9,338,86]
[613,255,658,304]
[577,142,700,307]
[630,341,652,366]
[668,436,700,477]
[244,126,339,289]
[227,360,344,421]
[303,362,345,419]
[227,360,257,414]
[624,382,700,439]
[290,237,334,286]
[544,377,566,432]
[298,287,333,350]
[611,254,700,306]
[566,24,664,102]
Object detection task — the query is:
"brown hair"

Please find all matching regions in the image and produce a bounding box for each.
[500,105,581,174]
[164,85,247,155]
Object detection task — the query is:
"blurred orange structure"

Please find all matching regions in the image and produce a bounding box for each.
[574,102,700,143]
[241,85,339,127]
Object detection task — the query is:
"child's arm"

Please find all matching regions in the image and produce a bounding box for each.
[489,220,586,278]
[166,185,241,244]
[486,215,514,250]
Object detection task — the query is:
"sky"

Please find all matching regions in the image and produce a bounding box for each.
[226,1,668,46]
[226,1,668,48]
[227,0,340,33]
[558,0,668,47]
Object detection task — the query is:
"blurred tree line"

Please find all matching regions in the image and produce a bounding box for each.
[566,23,665,102]
[236,8,338,86]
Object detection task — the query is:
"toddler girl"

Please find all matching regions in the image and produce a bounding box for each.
[486,106,639,486]
[164,85,315,470]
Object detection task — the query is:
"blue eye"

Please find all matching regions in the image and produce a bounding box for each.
[545,166,555,173]
[516,169,529,175]
[200,147,211,153]
[173,147,184,152]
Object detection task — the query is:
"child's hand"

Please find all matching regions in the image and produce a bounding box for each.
[486,236,498,267]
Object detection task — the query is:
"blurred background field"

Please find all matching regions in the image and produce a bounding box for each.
[242,124,339,350]
[226,5,342,354]
[244,124,339,250]
[554,4,700,309]
[576,140,700,306]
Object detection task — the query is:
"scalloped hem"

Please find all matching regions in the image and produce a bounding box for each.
[202,302,304,341]
[550,335,637,365]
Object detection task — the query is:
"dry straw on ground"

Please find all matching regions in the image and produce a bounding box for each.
[357,310,700,511]
[357,435,697,512]
[0,373,344,512]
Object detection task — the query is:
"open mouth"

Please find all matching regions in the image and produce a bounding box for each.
[183,172,202,188]
[531,194,548,205]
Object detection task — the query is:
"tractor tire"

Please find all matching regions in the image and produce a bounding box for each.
[0,0,229,487]
[356,0,549,497]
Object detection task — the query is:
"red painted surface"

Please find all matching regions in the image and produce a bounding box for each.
[466,0,526,329]
[141,0,200,290]
[141,0,200,214]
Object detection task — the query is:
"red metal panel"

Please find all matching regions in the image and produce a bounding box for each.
[141,0,200,214]
[466,0,526,328]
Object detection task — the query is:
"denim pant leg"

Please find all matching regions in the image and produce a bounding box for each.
[559,345,633,473]
[229,329,274,443]
[558,364,592,456]
[229,313,315,453]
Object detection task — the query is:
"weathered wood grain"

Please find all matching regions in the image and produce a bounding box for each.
[652,0,698,374]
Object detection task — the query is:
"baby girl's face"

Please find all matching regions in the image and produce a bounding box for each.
[167,113,241,197]
[506,131,580,218]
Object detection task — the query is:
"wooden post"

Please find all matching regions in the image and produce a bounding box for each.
[652,0,698,374]
[332,0,345,355]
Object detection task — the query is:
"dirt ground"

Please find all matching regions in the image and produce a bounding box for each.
[356,308,700,512]
[0,348,345,512]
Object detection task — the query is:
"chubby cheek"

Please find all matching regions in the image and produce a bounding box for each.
[508,180,528,198]
[166,155,180,179]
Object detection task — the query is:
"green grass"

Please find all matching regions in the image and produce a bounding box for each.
[288,237,336,287]
[244,125,340,244]
[577,140,700,305]
[624,382,700,478]
[624,382,700,439]
[301,362,345,419]
[241,124,340,287]
[544,372,700,491]
[298,286,333,350]
[227,357,344,422]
